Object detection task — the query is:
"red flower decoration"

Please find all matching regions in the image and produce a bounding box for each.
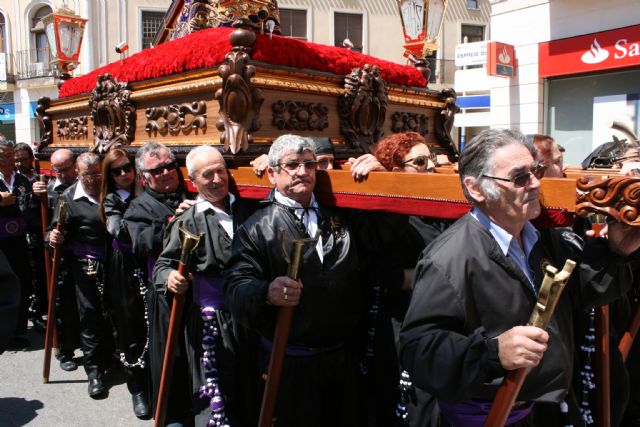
[59,27,426,98]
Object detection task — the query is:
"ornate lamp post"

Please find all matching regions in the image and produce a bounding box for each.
[397,0,448,83]
[42,5,87,84]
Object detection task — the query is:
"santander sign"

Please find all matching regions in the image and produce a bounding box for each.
[539,24,640,78]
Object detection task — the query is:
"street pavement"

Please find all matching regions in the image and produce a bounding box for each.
[0,324,152,427]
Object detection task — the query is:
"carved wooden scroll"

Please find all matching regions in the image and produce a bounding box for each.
[271,100,328,132]
[35,96,52,151]
[88,73,136,154]
[215,27,264,154]
[391,112,429,136]
[145,101,207,135]
[338,64,388,153]
[435,88,461,157]
[57,117,89,140]
[576,175,640,227]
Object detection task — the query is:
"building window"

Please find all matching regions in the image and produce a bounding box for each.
[141,11,165,50]
[334,12,363,53]
[0,14,6,53]
[31,5,52,62]
[279,8,307,41]
[461,24,484,43]
[467,0,479,9]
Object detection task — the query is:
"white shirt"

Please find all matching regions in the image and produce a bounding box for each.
[73,181,100,205]
[274,191,323,262]
[195,193,235,239]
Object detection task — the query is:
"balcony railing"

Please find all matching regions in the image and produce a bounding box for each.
[0,52,16,83]
[14,48,55,80]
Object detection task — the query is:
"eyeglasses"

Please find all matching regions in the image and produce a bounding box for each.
[80,173,102,181]
[52,164,73,175]
[278,160,318,173]
[317,158,332,170]
[482,164,547,188]
[110,162,133,176]
[401,154,436,171]
[144,161,176,177]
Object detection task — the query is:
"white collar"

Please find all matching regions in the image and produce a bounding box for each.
[116,188,131,200]
[73,182,100,205]
[274,191,318,212]
[195,193,235,214]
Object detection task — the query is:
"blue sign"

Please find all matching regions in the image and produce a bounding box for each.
[457,95,490,110]
[0,103,14,121]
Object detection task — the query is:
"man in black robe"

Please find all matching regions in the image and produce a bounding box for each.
[153,145,258,427]
[0,139,34,350]
[33,148,81,371]
[50,152,113,398]
[224,134,365,426]
[399,129,640,426]
[122,141,185,425]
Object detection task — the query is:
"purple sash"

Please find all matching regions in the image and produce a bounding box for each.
[191,273,225,309]
[71,242,105,260]
[147,256,157,280]
[438,399,533,426]
[261,337,343,357]
[0,217,27,237]
[111,239,132,253]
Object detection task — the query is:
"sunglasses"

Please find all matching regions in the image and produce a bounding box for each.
[483,163,547,188]
[401,154,437,170]
[144,161,176,177]
[278,160,318,173]
[110,162,133,176]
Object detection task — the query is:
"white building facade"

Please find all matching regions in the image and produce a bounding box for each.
[488,0,640,166]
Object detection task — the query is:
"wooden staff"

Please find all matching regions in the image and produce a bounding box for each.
[42,200,67,383]
[484,259,576,427]
[619,304,640,362]
[258,231,320,427]
[154,221,202,427]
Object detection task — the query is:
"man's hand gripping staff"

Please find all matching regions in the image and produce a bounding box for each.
[484,259,577,427]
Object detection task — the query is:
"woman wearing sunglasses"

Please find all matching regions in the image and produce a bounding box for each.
[364,132,451,427]
[99,148,151,419]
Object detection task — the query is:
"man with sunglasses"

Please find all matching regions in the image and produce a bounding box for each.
[49,152,114,398]
[400,129,640,426]
[33,148,82,372]
[225,134,370,426]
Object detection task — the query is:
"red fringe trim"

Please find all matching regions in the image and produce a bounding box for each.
[59,27,426,98]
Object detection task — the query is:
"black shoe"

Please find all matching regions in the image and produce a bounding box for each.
[88,378,106,398]
[59,354,78,372]
[131,392,150,418]
[30,317,47,332]
[8,335,30,351]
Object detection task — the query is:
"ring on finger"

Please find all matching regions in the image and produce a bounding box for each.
[283,287,287,295]
[284,294,288,301]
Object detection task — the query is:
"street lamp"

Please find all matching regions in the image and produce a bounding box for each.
[42,5,87,82]
[397,0,448,83]
[218,0,278,33]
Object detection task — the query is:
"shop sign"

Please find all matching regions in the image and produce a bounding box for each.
[487,41,515,78]
[539,24,640,78]
[455,41,487,67]
[0,103,13,121]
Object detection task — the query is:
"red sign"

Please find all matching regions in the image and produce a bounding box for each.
[487,41,516,78]
[539,24,640,78]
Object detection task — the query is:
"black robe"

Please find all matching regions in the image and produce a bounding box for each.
[104,189,149,394]
[224,196,365,427]
[152,197,258,427]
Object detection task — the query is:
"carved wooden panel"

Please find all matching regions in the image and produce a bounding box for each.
[271,100,328,132]
[215,28,264,154]
[88,73,136,154]
[338,64,388,153]
[57,116,89,140]
[35,97,52,151]
[145,101,207,135]
[576,175,640,227]
[391,112,429,136]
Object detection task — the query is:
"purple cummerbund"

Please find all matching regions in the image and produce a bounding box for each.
[261,337,343,357]
[0,217,27,238]
[438,399,533,426]
[71,242,105,260]
[191,273,225,309]
[111,239,133,253]
[147,256,157,280]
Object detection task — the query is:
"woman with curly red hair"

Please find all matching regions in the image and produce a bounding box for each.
[374,132,436,172]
